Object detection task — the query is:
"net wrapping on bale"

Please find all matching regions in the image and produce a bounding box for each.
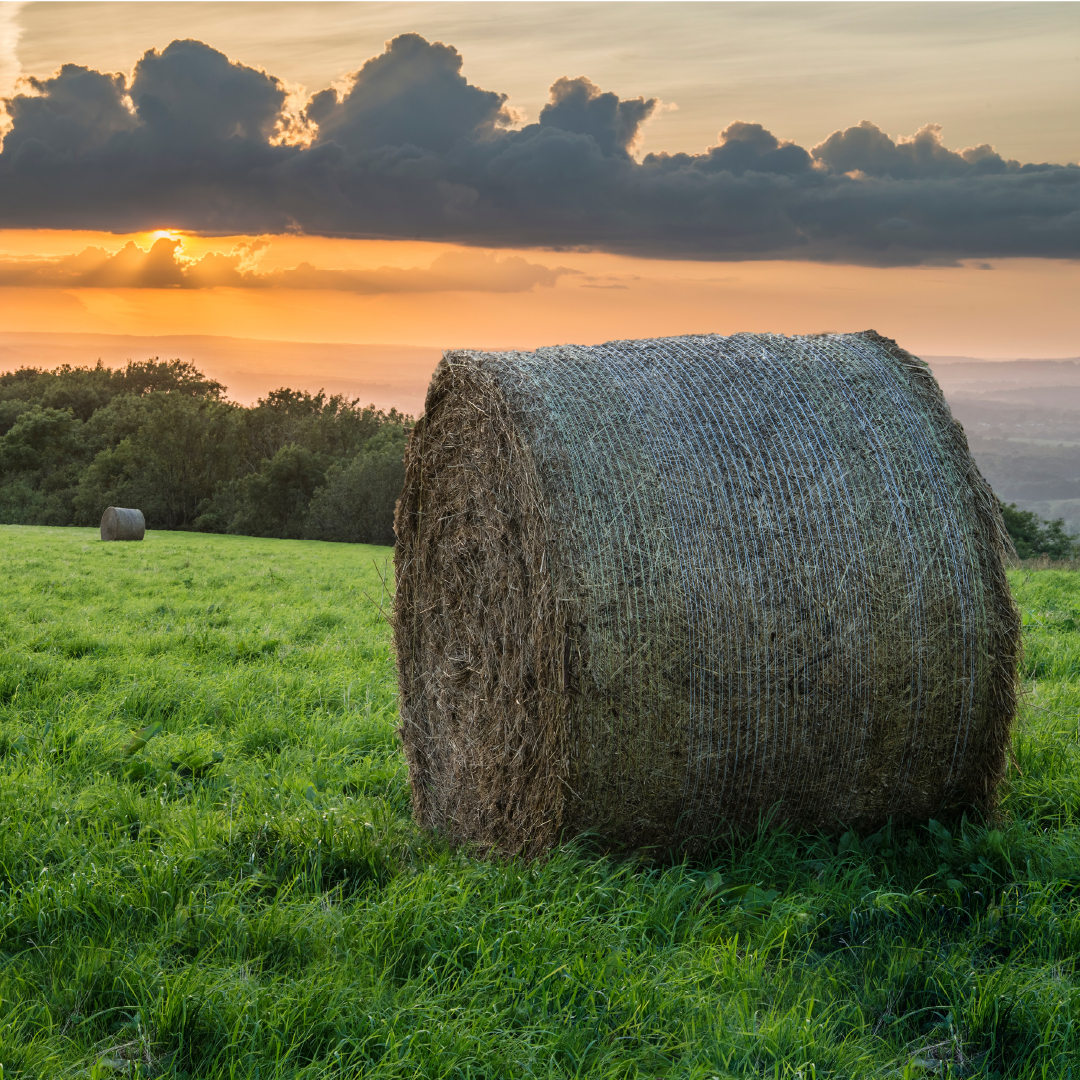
[100,506,146,542]
[394,332,1019,857]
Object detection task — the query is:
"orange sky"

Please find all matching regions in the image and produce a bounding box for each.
[1,229,1078,368]
[2,3,1078,395]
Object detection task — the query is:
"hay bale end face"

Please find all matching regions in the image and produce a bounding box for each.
[100,507,146,542]
[393,332,1020,857]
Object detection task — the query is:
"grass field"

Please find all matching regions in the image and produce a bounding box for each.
[0,526,1078,1079]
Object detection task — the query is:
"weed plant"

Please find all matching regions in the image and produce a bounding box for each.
[0,525,1077,1079]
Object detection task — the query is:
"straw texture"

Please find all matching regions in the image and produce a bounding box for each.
[100,506,146,542]
[394,332,1020,857]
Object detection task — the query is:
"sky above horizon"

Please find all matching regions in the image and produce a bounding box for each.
[1,1,1078,370]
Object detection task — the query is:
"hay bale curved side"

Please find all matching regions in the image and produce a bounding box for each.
[100,506,146,542]
[394,332,1020,856]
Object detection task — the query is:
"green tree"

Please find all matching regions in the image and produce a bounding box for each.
[0,398,34,436]
[1,358,411,542]
[226,443,328,539]
[0,406,84,474]
[0,406,88,524]
[1000,501,1079,560]
[116,358,226,399]
[305,426,408,545]
[0,358,224,425]
[73,395,242,530]
[238,388,403,472]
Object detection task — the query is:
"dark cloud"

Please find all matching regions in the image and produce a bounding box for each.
[308,33,510,154]
[538,76,655,157]
[0,240,573,293]
[0,40,294,235]
[811,120,1013,179]
[2,64,134,159]
[1,33,1078,265]
[130,39,288,144]
[645,122,814,176]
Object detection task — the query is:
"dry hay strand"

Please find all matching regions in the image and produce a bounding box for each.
[393,332,1020,858]
[100,507,146,542]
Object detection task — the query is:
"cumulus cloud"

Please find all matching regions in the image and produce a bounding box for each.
[0,238,245,288]
[307,33,510,154]
[645,121,814,176]
[131,39,286,144]
[538,76,656,156]
[3,64,134,157]
[1,33,1078,265]
[811,120,1014,179]
[0,238,574,292]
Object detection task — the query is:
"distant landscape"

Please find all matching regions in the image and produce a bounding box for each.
[929,356,1080,536]
[1,332,1079,538]
[0,331,443,416]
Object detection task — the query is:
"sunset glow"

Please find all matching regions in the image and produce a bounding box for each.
[2,2,1078,406]
[2,229,1079,363]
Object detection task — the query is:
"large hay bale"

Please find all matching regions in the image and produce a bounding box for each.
[393,332,1020,857]
[100,506,145,542]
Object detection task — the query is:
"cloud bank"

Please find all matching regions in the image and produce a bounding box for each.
[1,33,1078,265]
[0,237,572,292]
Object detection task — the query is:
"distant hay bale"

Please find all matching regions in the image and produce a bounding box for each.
[100,507,145,542]
[393,332,1020,858]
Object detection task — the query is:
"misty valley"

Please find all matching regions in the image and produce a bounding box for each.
[932,357,1080,538]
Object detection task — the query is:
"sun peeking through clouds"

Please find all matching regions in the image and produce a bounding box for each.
[0,15,1075,377]
[2,33,1078,266]
[0,234,576,293]
[1,226,1079,361]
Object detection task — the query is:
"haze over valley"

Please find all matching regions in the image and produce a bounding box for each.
[932,356,1080,534]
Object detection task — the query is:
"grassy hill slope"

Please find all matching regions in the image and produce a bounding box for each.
[1,527,1078,1078]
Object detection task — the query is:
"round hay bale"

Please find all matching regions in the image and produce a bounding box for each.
[100,506,146,542]
[393,332,1020,857]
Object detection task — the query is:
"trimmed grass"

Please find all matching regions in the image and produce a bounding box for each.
[0,525,1077,1079]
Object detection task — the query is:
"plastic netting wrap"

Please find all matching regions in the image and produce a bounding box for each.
[100,506,146,542]
[394,332,1019,857]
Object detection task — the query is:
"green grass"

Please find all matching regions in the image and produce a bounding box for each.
[0,526,1078,1079]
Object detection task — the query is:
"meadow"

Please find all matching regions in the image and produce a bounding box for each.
[0,525,1078,1079]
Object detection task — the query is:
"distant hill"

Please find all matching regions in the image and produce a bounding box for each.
[925,356,1080,535]
[927,356,1080,410]
[926,355,1080,370]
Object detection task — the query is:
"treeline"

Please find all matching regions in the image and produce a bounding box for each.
[0,359,410,544]
[1000,501,1080,561]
